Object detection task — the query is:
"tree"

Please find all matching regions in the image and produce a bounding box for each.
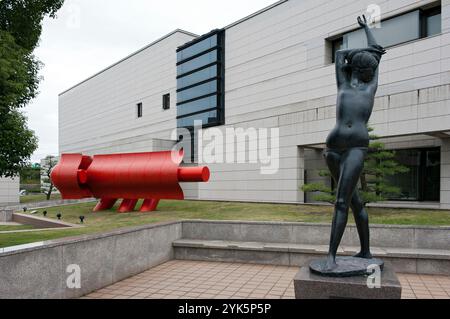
[0,1,64,52]
[0,30,41,112]
[302,128,410,206]
[0,0,65,177]
[41,155,58,200]
[0,110,39,177]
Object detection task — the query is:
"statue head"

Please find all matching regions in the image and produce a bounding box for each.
[347,50,381,83]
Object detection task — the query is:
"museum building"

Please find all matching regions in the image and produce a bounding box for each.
[58,0,450,209]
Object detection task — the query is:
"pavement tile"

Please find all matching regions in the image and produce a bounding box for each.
[84,260,450,300]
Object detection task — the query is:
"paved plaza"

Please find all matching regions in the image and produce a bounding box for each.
[85,260,450,300]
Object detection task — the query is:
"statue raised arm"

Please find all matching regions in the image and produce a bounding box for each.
[311,15,387,276]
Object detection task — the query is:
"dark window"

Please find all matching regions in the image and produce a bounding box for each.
[331,37,344,62]
[177,95,218,117]
[177,35,218,61]
[423,7,441,37]
[330,5,441,62]
[386,148,441,202]
[137,103,143,118]
[163,94,170,110]
[177,110,218,128]
[177,50,218,76]
[176,29,225,130]
[177,80,218,104]
[177,65,218,89]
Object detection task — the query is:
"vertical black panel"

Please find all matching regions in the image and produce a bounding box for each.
[176,29,225,129]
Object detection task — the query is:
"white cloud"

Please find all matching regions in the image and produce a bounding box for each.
[25,0,277,162]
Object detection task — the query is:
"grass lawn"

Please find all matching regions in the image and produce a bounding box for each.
[0,225,36,232]
[1,200,449,248]
[20,194,62,204]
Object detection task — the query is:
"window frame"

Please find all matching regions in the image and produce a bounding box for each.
[385,147,441,202]
[176,29,225,130]
[136,102,143,118]
[329,4,442,63]
[162,94,170,111]
[421,6,442,37]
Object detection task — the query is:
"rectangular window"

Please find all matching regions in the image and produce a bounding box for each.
[386,148,440,202]
[423,7,442,37]
[177,110,218,128]
[177,34,218,62]
[176,29,225,130]
[162,94,170,110]
[177,95,218,117]
[177,80,218,104]
[177,65,218,90]
[137,102,143,118]
[177,50,218,76]
[330,5,441,62]
[345,10,421,49]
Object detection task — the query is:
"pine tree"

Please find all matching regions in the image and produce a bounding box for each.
[302,127,409,206]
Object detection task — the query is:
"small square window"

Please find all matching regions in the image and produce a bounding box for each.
[137,103,143,118]
[163,94,170,110]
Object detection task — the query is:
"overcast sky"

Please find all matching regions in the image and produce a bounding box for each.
[25,0,277,162]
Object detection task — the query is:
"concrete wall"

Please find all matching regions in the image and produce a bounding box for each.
[441,138,450,209]
[58,0,450,207]
[58,30,197,155]
[181,220,450,250]
[177,221,450,275]
[0,210,13,222]
[196,0,450,205]
[0,222,182,299]
[0,177,19,207]
[1,220,448,298]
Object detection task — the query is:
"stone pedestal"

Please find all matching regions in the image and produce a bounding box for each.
[0,210,13,222]
[294,264,402,299]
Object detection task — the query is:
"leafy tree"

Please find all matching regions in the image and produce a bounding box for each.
[302,128,410,206]
[0,0,64,176]
[0,110,39,177]
[20,165,41,184]
[0,30,40,112]
[0,0,64,52]
[41,155,57,200]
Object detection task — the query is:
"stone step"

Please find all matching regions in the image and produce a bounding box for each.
[173,239,450,276]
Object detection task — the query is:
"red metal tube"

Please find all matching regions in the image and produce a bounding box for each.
[52,151,211,213]
[178,167,210,183]
[93,198,118,212]
[77,169,88,185]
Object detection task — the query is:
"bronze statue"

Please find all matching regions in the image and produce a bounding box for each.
[310,15,386,276]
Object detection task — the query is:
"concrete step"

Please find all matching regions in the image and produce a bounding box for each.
[173,239,450,276]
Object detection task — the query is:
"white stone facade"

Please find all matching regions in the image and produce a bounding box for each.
[0,177,19,207]
[59,0,450,208]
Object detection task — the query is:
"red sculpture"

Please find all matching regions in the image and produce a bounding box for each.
[50,150,210,212]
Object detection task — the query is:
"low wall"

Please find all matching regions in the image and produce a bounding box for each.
[177,221,450,276]
[181,221,450,250]
[4,198,96,211]
[11,213,77,230]
[0,220,448,299]
[0,222,182,299]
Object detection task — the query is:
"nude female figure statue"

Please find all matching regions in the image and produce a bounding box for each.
[324,15,386,271]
